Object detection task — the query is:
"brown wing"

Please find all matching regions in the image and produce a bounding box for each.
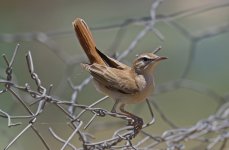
[82,63,144,94]
[96,48,129,70]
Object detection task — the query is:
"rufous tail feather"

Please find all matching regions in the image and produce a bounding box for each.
[73,18,105,65]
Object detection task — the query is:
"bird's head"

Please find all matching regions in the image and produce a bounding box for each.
[133,52,167,74]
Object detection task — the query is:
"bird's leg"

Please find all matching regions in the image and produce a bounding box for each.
[111,100,120,113]
[119,104,134,122]
[119,104,143,135]
[119,104,143,125]
[112,101,143,136]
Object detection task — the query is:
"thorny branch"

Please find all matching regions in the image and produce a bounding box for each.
[0,0,229,149]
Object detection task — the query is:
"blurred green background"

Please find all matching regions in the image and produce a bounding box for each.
[0,0,229,149]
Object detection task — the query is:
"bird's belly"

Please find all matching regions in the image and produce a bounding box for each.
[120,88,152,104]
[93,80,154,104]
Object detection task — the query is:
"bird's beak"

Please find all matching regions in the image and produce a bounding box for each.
[155,56,168,61]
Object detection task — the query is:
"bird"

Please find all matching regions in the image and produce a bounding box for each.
[72,18,167,128]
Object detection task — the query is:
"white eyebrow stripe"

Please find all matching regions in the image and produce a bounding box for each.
[139,55,153,59]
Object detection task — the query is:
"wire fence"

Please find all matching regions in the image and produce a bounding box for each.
[0,0,229,149]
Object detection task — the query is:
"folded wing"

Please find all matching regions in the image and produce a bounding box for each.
[82,63,144,94]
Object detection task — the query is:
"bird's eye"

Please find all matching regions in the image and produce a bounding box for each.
[142,57,149,62]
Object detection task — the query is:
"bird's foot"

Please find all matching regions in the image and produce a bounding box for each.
[127,115,143,136]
